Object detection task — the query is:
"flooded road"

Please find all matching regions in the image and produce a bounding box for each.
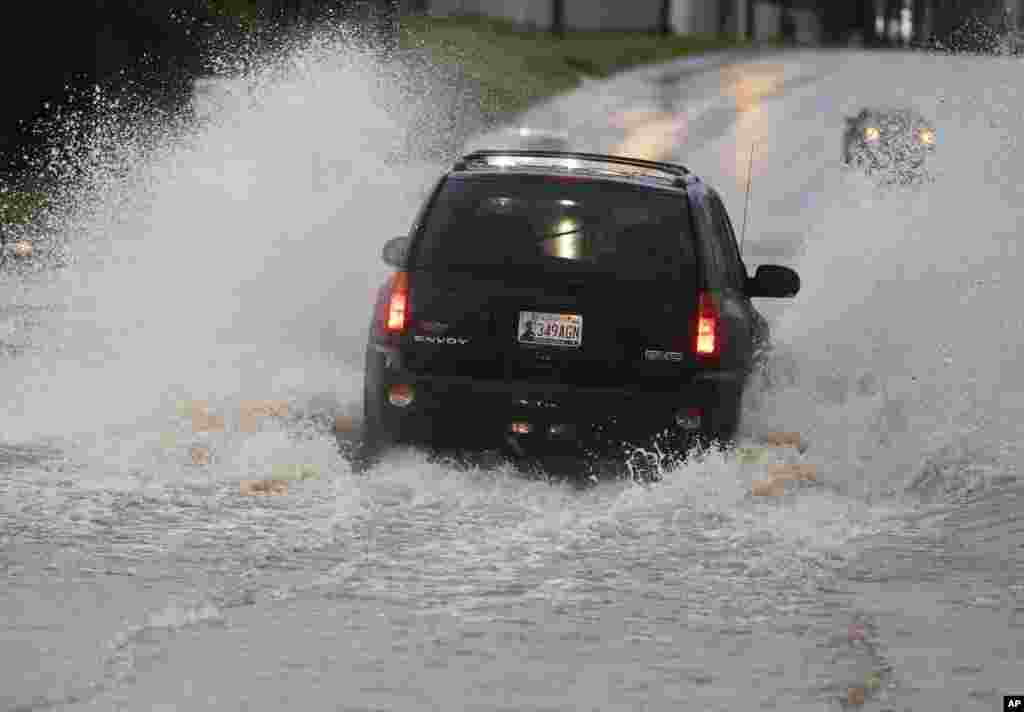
[2,44,1022,711]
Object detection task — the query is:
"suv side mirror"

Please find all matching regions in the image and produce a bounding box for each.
[382,236,410,268]
[746,264,800,298]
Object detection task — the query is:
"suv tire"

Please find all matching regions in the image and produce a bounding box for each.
[699,383,743,448]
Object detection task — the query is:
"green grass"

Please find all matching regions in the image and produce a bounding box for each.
[399,14,757,119]
[0,189,47,229]
[0,189,47,269]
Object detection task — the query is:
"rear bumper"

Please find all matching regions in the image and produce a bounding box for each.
[368,346,743,450]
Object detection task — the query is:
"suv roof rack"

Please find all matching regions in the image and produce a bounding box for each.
[453,150,695,187]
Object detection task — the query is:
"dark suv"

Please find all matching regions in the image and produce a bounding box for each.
[359,151,799,468]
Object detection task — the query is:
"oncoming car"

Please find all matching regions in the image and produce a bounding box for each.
[358,150,800,470]
[842,107,937,183]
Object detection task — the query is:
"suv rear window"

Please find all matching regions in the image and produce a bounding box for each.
[412,175,695,281]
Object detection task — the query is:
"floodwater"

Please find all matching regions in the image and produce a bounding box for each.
[2,37,1021,711]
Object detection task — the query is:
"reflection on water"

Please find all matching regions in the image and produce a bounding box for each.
[611,108,689,161]
[723,63,783,190]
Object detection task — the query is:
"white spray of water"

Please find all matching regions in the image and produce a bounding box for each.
[1,32,450,482]
[2,45,1019,537]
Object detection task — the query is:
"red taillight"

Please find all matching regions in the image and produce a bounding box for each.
[388,383,414,407]
[695,289,719,357]
[384,271,409,333]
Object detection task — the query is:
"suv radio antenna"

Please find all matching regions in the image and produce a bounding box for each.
[740,141,757,255]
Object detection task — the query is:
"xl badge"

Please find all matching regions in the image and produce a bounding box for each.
[645,349,683,362]
[516,398,559,409]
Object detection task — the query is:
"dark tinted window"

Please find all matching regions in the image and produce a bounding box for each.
[708,192,748,290]
[413,175,696,281]
[691,194,726,288]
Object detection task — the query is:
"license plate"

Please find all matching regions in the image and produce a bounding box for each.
[517,311,582,348]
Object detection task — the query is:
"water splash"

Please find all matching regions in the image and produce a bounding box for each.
[734,53,1023,506]
[1,27,481,486]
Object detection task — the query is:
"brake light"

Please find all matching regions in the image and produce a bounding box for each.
[384,271,409,333]
[695,290,719,357]
[388,384,414,407]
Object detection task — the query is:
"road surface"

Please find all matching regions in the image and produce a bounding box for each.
[2,44,1022,711]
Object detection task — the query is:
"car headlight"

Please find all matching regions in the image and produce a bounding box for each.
[919,129,936,145]
[863,126,880,142]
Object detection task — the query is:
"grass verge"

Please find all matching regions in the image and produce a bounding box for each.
[399,13,762,119]
[0,189,47,227]
[0,188,48,243]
